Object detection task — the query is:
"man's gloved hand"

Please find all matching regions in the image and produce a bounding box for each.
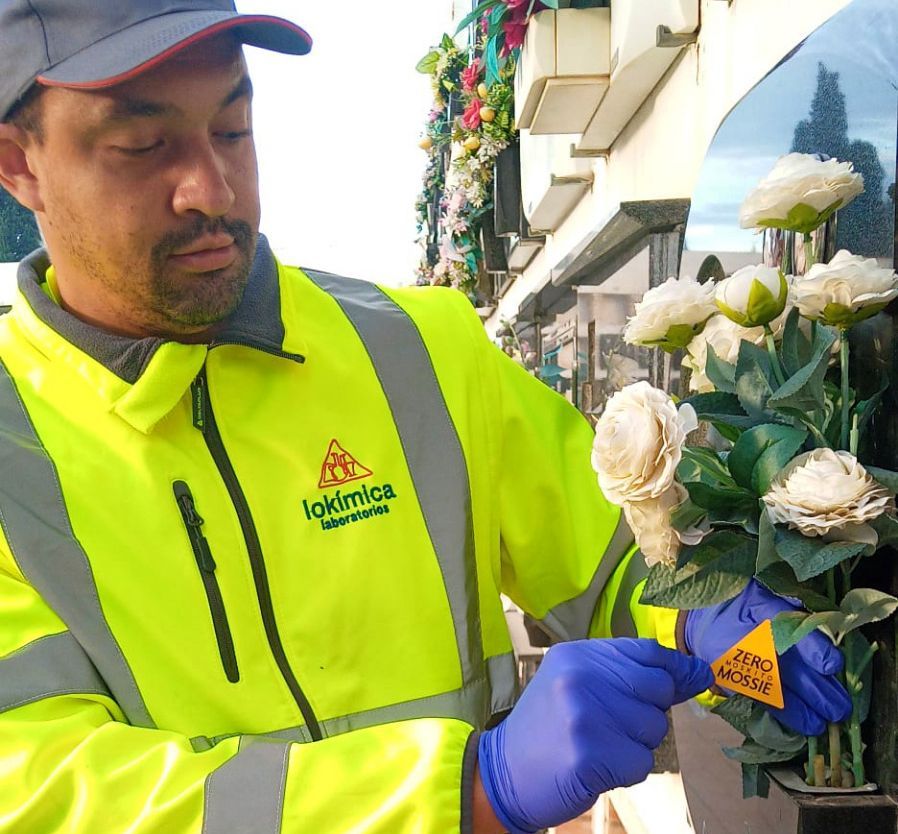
[477,638,712,834]
[685,579,852,735]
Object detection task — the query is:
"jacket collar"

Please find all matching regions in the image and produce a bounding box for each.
[12,235,306,433]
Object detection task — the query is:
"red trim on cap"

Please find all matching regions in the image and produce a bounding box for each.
[36,15,311,90]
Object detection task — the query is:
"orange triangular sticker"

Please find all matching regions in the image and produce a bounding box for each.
[318,439,374,489]
[711,620,784,709]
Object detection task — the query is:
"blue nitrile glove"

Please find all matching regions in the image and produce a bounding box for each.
[477,638,713,834]
[685,579,852,735]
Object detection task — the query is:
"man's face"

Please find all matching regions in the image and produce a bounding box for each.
[26,34,261,337]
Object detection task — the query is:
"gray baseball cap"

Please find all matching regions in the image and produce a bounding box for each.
[0,1,312,121]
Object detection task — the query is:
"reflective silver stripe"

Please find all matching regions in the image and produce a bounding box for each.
[304,272,484,700]
[194,652,518,751]
[0,360,153,727]
[0,631,110,713]
[536,513,635,641]
[488,652,517,716]
[610,551,650,639]
[202,739,290,834]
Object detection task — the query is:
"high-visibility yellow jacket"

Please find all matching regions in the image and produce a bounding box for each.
[0,237,673,833]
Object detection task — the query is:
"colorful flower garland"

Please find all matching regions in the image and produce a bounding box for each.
[415,32,516,295]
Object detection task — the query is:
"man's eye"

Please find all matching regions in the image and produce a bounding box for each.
[217,130,252,142]
[114,140,163,156]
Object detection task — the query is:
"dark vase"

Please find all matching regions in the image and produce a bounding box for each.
[494,138,522,238]
[481,210,509,274]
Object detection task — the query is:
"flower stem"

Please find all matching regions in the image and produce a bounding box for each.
[807,735,819,785]
[829,722,843,787]
[804,232,816,272]
[840,328,850,451]
[764,325,786,387]
[814,753,827,787]
[849,716,864,787]
[847,642,878,787]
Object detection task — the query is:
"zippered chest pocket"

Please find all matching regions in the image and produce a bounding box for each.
[173,480,240,683]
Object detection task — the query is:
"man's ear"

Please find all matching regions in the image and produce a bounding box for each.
[0,124,44,213]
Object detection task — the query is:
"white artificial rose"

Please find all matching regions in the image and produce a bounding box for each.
[591,381,698,505]
[623,275,717,352]
[763,448,893,542]
[739,153,865,234]
[792,250,898,327]
[715,265,788,328]
[683,314,767,393]
[623,483,707,568]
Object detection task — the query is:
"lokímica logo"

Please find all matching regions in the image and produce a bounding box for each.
[303,439,398,532]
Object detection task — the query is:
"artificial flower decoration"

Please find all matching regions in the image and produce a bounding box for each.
[739,153,864,234]
[763,449,893,544]
[591,381,698,505]
[622,275,718,351]
[715,265,789,328]
[792,249,898,328]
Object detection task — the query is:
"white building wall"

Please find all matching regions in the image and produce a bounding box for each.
[487,0,851,336]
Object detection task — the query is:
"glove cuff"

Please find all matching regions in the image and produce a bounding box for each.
[477,726,538,834]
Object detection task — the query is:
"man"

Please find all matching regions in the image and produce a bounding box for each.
[0,2,850,832]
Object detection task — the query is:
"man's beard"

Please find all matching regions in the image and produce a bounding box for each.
[148,217,257,328]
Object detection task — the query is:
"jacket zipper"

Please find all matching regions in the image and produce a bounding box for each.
[173,480,240,683]
[191,366,323,740]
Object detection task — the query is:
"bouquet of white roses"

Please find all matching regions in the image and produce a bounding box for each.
[592,153,898,795]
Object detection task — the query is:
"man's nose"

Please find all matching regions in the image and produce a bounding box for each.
[171,140,236,218]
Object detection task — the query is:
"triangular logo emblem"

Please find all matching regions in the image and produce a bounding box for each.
[318,439,374,489]
[711,620,784,709]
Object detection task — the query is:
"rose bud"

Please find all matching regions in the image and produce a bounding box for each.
[715,265,788,328]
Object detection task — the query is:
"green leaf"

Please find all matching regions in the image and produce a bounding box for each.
[680,482,759,534]
[843,630,875,723]
[441,32,456,50]
[712,694,754,736]
[756,512,778,573]
[707,505,761,537]
[670,498,706,534]
[871,513,898,548]
[705,345,736,394]
[774,527,868,582]
[772,610,821,654]
[780,307,812,377]
[485,37,501,85]
[682,391,758,429]
[727,424,808,495]
[454,2,498,35]
[747,708,807,754]
[679,446,734,486]
[866,466,898,493]
[768,325,836,416]
[685,482,757,512]
[735,340,775,419]
[416,49,441,74]
[754,562,833,612]
[723,740,800,765]
[835,587,898,639]
[639,531,756,609]
[540,0,560,7]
